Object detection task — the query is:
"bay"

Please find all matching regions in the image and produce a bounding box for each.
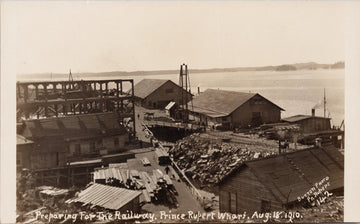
[18,69,344,126]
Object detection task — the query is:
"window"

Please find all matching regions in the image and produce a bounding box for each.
[165,88,174,93]
[114,138,119,146]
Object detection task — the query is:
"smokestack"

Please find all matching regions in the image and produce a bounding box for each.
[311,108,315,116]
[198,86,200,94]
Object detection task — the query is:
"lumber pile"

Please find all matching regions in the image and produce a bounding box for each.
[92,167,177,205]
[169,133,278,184]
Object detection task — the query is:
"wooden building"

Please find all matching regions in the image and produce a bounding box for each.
[188,89,284,129]
[16,135,34,171]
[218,146,344,213]
[132,79,192,109]
[17,112,130,170]
[282,111,331,134]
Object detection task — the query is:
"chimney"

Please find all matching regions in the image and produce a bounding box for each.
[197,87,200,94]
[311,108,315,116]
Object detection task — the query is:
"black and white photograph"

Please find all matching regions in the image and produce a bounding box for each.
[1,0,360,223]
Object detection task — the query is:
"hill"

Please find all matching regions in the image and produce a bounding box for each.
[17,61,345,79]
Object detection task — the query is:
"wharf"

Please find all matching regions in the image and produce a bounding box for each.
[145,120,203,131]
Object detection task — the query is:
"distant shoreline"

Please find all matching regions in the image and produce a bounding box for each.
[17,61,344,79]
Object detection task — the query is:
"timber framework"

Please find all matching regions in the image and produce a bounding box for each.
[16,79,136,134]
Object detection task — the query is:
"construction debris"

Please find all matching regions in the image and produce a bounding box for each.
[92,166,178,206]
[169,133,279,184]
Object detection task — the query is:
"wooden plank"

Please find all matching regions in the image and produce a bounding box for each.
[142,189,151,203]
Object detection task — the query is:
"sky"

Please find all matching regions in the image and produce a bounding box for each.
[2,1,347,74]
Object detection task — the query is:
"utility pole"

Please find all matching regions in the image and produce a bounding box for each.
[324,88,326,118]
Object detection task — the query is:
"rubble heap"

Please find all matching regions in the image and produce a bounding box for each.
[169,133,277,185]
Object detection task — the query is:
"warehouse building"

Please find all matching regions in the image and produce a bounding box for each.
[132,79,192,109]
[188,89,284,129]
[17,112,130,170]
[218,146,343,213]
[282,109,331,134]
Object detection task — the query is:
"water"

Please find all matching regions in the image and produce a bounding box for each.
[18,69,344,126]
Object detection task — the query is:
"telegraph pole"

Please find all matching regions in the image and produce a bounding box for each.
[324,88,326,118]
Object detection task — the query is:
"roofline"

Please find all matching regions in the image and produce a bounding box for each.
[190,91,284,118]
[218,146,322,185]
[219,145,343,184]
[227,93,284,115]
[143,79,193,100]
[252,93,285,111]
[189,105,230,117]
[218,145,343,203]
[22,112,118,122]
[282,115,332,122]
[139,79,169,100]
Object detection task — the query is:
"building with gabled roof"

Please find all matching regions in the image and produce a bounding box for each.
[188,89,284,129]
[218,145,343,213]
[17,112,130,170]
[132,79,192,109]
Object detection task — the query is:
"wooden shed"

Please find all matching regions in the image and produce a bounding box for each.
[16,135,34,171]
[218,146,343,213]
[132,79,192,109]
[282,114,331,134]
[188,89,284,129]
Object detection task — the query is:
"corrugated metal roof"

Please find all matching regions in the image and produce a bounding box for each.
[21,112,125,139]
[74,183,141,210]
[220,146,343,204]
[133,79,169,99]
[188,89,283,118]
[282,115,331,123]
